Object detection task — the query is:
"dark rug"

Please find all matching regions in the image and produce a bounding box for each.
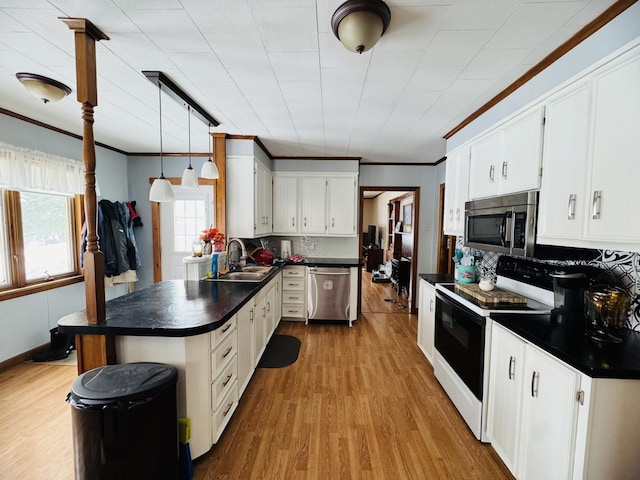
[258,334,301,368]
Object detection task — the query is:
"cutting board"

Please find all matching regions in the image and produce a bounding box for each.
[455,283,527,304]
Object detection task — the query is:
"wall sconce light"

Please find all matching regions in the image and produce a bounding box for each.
[181,106,199,188]
[331,0,391,54]
[149,83,175,203]
[200,123,219,179]
[16,72,72,103]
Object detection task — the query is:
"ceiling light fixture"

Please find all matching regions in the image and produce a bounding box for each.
[149,83,175,203]
[15,72,72,103]
[200,123,219,179]
[181,106,199,188]
[331,0,391,54]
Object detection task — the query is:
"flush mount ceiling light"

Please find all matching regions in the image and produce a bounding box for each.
[16,72,72,103]
[181,106,199,188]
[331,0,391,54]
[149,83,175,203]
[200,123,219,179]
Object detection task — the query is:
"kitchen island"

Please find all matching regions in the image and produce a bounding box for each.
[58,267,284,459]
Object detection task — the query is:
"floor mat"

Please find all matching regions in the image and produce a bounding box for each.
[257,334,301,368]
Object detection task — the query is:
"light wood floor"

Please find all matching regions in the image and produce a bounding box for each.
[360,269,410,314]
[0,275,513,480]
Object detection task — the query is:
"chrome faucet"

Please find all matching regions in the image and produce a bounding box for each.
[226,238,247,270]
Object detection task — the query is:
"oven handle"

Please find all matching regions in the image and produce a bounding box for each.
[435,290,486,326]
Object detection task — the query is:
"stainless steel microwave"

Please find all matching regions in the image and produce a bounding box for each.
[464,191,538,257]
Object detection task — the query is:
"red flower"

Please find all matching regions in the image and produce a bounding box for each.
[200,227,225,243]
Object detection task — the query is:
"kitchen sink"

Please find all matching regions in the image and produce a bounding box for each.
[204,265,274,282]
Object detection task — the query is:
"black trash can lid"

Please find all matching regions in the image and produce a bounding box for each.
[71,362,178,404]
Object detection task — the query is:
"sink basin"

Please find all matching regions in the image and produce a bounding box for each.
[204,266,274,282]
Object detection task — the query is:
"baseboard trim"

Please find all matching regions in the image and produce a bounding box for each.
[0,344,47,373]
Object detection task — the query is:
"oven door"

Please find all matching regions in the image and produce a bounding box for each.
[434,292,485,400]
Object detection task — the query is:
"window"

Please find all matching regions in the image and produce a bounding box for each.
[173,198,208,252]
[0,189,83,299]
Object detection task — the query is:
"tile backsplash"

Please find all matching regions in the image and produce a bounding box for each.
[456,238,640,331]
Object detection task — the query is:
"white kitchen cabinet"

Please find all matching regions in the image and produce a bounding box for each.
[272,174,299,234]
[537,43,640,252]
[281,265,306,321]
[226,155,272,239]
[537,81,591,243]
[443,144,470,236]
[299,176,327,234]
[236,300,255,396]
[583,47,640,246]
[486,323,525,477]
[327,175,357,235]
[417,279,436,364]
[518,342,580,480]
[468,105,544,200]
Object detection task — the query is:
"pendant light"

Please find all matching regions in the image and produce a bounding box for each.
[149,83,175,203]
[181,105,199,188]
[200,122,219,179]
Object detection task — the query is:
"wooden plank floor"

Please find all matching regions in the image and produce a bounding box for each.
[0,273,513,479]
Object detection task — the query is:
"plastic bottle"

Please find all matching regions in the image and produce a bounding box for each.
[211,253,219,278]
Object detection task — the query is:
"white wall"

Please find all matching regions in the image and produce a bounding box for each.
[0,112,130,363]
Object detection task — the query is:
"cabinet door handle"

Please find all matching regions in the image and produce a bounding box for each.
[489,165,495,181]
[591,191,602,220]
[455,207,460,220]
[289,296,299,300]
[531,371,539,398]
[568,193,576,220]
[449,208,454,220]
[250,309,254,323]
[508,356,515,380]
[502,161,508,178]
[304,217,307,227]
[429,299,434,313]
[332,218,335,227]
[267,301,271,313]
[291,217,295,227]
[222,346,233,358]
[221,323,232,333]
[223,402,233,416]
[222,373,233,387]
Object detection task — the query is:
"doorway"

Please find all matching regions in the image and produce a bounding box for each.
[358,187,420,314]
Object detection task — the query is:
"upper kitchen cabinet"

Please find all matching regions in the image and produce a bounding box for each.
[226,155,272,238]
[276,173,358,237]
[468,105,545,200]
[538,42,640,251]
[327,175,357,236]
[443,144,470,236]
[272,174,299,234]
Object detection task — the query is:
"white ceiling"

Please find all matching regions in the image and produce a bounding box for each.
[0,0,618,163]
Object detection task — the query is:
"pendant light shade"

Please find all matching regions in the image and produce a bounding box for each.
[331,0,391,54]
[181,106,199,188]
[149,84,175,203]
[200,123,219,179]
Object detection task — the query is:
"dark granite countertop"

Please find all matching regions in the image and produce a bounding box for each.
[58,267,282,338]
[419,273,455,285]
[283,257,361,267]
[491,313,640,379]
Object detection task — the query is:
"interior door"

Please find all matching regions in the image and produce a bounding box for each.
[160,185,214,280]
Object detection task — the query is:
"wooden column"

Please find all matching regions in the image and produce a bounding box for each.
[62,18,114,373]
[213,133,227,236]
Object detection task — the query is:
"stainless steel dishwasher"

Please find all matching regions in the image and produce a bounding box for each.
[307,267,352,326]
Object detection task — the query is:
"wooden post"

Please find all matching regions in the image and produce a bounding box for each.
[62,18,114,373]
[213,133,227,236]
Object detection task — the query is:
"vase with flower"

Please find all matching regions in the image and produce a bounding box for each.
[200,227,225,255]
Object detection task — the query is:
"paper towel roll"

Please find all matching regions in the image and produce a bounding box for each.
[280,240,291,259]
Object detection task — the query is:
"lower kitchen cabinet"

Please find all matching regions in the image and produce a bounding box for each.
[236,300,255,396]
[417,279,436,364]
[487,322,640,480]
[281,265,306,321]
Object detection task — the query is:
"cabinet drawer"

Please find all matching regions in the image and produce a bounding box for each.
[283,292,305,304]
[283,279,305,290]
[283,267,305,278]
[282,304,305,318]
[210,316,236,348]
[211,330,237,374]
[212,379,238,443]
[211,355,237,410]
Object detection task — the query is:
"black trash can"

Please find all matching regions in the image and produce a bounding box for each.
[67,362,179,480]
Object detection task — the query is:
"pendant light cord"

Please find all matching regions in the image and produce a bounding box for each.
[188,105,192,168]
[158,83,165,178]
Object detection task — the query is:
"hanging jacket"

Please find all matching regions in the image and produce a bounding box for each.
[99,199,130,275]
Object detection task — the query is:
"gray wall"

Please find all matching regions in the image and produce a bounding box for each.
[0,112,129,363]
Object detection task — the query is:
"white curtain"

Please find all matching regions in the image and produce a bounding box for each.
[0,141,84,195]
